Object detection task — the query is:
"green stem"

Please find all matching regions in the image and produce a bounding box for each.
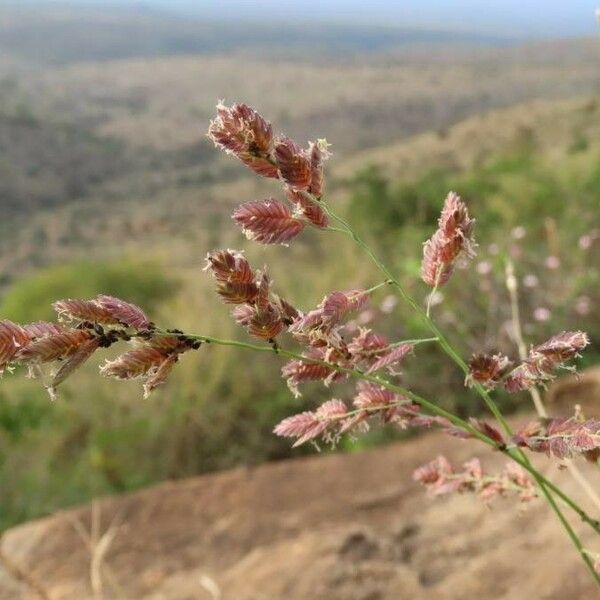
[364,280,392,294]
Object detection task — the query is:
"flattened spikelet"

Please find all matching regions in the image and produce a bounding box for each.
[100,347,167,380]
[204,249,254,284]
[247,306,284,340]
[366,343,412,374]
[421,192,475,287]
[0,320,29,370]
[232,199,305,244]
[53,299,118,324]
[95,295,151,330]
[47,337,101,399]
[143,354,179,398]
[24,322,64,339]
[216,281,259,304]
[16,329,93,363]
[274,137,312,191]
[207,102,278,178]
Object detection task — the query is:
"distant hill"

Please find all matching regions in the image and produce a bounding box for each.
[1,94,598,280]
[335,96,600,180]
[0,5,509,66]
[0,33,598,227]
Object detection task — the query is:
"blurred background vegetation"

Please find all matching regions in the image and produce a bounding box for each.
[0,3,598,531]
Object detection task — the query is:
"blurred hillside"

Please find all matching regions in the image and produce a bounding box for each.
[0,6,599,234]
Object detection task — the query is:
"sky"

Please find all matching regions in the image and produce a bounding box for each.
[13,1,600,37]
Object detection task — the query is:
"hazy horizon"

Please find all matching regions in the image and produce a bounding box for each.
[7,0,600,38]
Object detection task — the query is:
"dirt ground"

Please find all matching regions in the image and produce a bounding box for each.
[1,368,600,600]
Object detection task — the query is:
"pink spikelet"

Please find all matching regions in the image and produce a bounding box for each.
[421,231,454,287]
[47,337,102,400]
[246,272,285,339]
[95,295,152,330]
[273,411,323,446]
[204,249,254,284]
[466,353,511,390]
[15,329,93,364]
[347,329,389,359]
[513,415,600,462]
[413,455,457,492]
[274,136,312,191]
[23,322,64,338]
[232,199,305,245]
[352,381,416,426]
[281,348,338,397]
[504,361,546,393]
[287,188,328,228]
[421,192,476,287]
[53,299,118,325]
[100,347,168,380]
[414,456,536,504]
[215,281,259,305]
[207,102,278,178]
[274,398,348,447]
[246,305,284,340]
[256,271,271,312]
[307,139,331,198]
[205,249,260,305]
[319,289,368,325]
[366,343,413,374]
[0,320,30,373]
[231,304,255,327]
[531,331,589,364]
[505,331,589,393]
[143,354,179,399]
[272,295,301,325]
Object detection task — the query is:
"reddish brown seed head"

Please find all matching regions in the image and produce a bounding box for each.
[208,102,278,178]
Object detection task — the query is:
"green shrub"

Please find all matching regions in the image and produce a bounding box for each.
[0,259,178,322]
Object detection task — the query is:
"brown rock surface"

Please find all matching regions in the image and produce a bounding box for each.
[2,369,600,599]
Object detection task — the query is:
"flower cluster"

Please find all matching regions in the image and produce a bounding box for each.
[100,333,198,399]
[504,331,589,393]
[421,191,476,287]
[204,249,299,341]
[465,353,511,390]
[274,384,422,447]
[282,321,413,399]
[413,456,537,504]
[208,102,330,245]
[204,244,415,408]
[513,414,600,462]
[0,296,199,399]
[465,332,589,393]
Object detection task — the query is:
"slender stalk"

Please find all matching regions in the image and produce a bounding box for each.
[425,268,442,317]
[364,280,393,295]
[391,337,439,346]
